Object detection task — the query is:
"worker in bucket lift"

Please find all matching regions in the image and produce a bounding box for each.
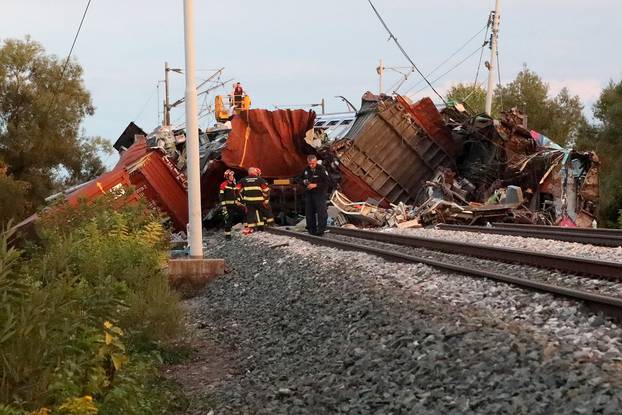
[299,154,331,236]
[219,169,243,240]
[238,167,273,234]
[232,82,244,109]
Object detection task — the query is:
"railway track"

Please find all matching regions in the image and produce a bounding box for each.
[265,226,622,320]
[437,223,622,247]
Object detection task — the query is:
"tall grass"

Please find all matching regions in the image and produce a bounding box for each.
[0,196,184,413]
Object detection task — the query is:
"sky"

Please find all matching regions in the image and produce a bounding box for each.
[2,0,621,167]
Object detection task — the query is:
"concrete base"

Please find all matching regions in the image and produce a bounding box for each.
[168,258,225,291]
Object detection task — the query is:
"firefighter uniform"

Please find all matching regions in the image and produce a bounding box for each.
[219,178,242,238]
[238,176,274,229]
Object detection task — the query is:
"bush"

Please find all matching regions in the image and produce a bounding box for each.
[0,196,184,413]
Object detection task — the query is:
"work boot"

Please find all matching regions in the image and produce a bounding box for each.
[225,234,232,240]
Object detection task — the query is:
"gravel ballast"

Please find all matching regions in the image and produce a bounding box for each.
[387,227,622,264]
[190,231,622,414]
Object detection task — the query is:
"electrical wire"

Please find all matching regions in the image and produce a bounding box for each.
[45,0,93,114]
[134,85,158,122]
[402,22,489,95]
[472,12,492,89]
[409,46,484,97]
[496,46,503,111]
[409,44,487,97]
[367,0,446,104]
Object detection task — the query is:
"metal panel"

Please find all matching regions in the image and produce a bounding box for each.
[128,152,189,231]
[340,97,454,205]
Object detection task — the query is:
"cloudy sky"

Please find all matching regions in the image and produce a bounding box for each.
[2,0,621,165]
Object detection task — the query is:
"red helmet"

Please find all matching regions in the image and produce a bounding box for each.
[224,169,234,178]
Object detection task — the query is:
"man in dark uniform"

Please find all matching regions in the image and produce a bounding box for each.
[300,155,331,236]
[219,169,243,239]
[237,167,273,233]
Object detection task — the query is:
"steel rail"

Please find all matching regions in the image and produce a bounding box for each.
[266,227,622,319]
[437,223,622,247]
[325,226,622,281]
[491,222,622,237]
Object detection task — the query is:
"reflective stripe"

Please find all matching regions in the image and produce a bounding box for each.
[221,201,236,205]
[243,196,265,201]
[224,231,231,235]
[242,186,263,191]
[247,223,256,228]
[266,218,274,223]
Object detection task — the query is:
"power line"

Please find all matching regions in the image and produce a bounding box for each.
[45,0,94,115]
[402,22,489,95]
[473,12,492,89]
[409,44,486,97]
[134,84,159,122]
[367,0,446,104]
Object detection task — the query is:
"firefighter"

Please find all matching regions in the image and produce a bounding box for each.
[219,169,243,239]
[255,168,275,227]
[238,167,272,233]
[299,154,331,236]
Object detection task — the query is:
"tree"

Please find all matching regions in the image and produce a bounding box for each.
[495,65,585,146]
[446,83,487,114]
[576,79,622,227]
[0,37,111,225]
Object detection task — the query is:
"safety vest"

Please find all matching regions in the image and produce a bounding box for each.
[238,176,269,204]
[219,180,240,206]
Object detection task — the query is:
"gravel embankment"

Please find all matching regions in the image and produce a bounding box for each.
[191,231,622,414]
[386,227,622,264]
[325,232,622,299]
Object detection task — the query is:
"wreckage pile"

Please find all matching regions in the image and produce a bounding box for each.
[323,93,599,228]
[33,90,598,233]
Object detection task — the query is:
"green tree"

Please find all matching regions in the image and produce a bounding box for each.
[446,83,488,114]
[496,65,585,146]
[576,79,622,227]
[0,37,111,225]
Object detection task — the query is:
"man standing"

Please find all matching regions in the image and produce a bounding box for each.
[300,155,331,236]
[233,82,244,109]
[219,169,243,239]
[238,167,272,233]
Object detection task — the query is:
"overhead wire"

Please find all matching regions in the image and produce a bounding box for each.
[367,0,446,104]
[409,44,487,97]
[401,21,489,95]
[134,84,159,122]
[472,12,492,89]
[45,0,93,114]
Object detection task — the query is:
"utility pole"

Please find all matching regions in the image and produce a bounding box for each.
[321,98,325,115]
[377,57,384,95]
[485,0,501,116]
[164,62,171,126]
[183,0,203,257]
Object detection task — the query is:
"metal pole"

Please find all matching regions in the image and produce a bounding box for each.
[378,57,384,95]
[183,0,203,257]
[485,0,501,115]
[164,62,171,126]
[321,98,325,115]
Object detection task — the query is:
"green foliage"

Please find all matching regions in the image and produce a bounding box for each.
[0,37,112,225]
[0,198,184,413]
[445,83,489,115]
[495,65,585,147]
[576,79,622,227]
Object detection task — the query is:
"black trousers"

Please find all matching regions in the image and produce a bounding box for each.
[305,191,327,234]
[223,205,243,235]
[245,203,274,229]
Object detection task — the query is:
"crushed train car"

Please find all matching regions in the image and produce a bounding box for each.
[21,90,601,234]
